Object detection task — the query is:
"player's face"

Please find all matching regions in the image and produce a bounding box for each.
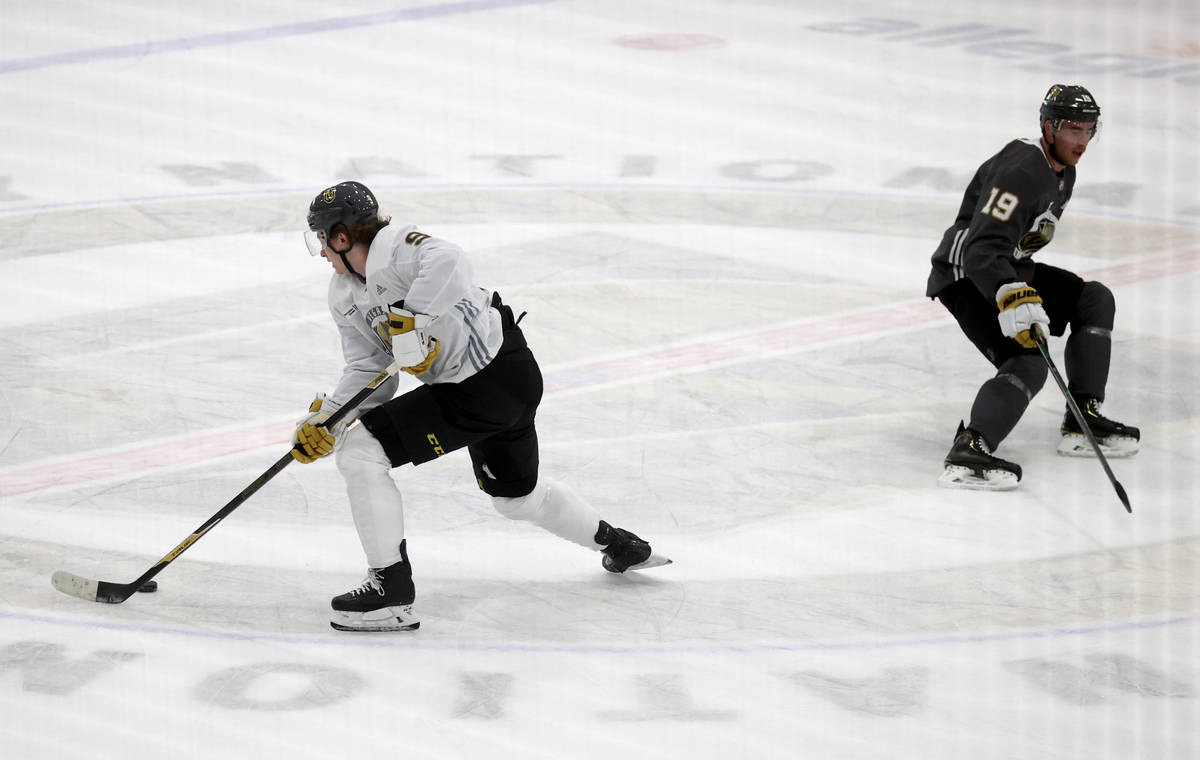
[1050,120,1097,165]
[305,229,344,272]
[319,244,352,275]
[306,228,353,274]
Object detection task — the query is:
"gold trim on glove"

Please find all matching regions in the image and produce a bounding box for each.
[402,338,440,376]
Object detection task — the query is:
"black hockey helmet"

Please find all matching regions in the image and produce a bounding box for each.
[1039,84,1100,129]
[306,181,380,246]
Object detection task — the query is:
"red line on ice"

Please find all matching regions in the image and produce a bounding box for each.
[2,249,1195,497]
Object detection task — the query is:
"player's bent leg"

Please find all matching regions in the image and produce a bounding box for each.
[491,478,600,547]
[967,355,1046,447]
[490,478,671,572]
[1057,281,1138,456]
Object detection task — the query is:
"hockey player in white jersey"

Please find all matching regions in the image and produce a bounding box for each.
[926,85,1139,491]
[292,181,668,632]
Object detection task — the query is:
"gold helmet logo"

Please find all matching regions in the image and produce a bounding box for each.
[1046,85,1062,101]
[323,188,337,203]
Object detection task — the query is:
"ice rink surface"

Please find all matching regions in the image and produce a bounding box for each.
[2,1,1198,758]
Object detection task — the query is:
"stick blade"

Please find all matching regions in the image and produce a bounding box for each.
[1115,480,1132,513]
[51,571,134,604]
[51,571,99,601]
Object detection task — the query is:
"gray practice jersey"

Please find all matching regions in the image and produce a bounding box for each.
[323,224,505,415]
[926,138,1075,301]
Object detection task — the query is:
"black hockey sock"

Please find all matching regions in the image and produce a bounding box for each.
[969,374,1033,449]
[1064,280,1114,401]
[1064,326,1111,402]
[967,355,1045,449]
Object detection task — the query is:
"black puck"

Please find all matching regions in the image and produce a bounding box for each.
[137,580,158,593]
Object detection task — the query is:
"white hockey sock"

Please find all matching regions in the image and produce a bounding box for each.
[491,477,604,549]
[335,424,406,568]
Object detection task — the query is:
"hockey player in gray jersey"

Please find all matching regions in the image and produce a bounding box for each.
[292,181,669,632]
[926,84,1139,491]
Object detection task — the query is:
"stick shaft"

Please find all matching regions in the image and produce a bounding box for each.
[1032,328,1131,513]
[52,363,400,603]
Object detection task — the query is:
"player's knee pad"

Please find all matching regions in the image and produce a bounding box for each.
[335,424,392,477]
[491,478,548,521]
[1076,280,1115,331]
[997,354,1047,399]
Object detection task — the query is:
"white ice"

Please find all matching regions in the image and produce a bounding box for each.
[1,2,1198,759]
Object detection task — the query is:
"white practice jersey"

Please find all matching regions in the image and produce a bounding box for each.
[323,224,504,415]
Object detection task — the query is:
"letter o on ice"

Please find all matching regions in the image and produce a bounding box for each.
[195,663,365,710]
[721,160,833,182]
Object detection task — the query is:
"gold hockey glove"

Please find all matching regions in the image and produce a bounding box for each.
[996,282,1050,349]
[388,305,440,375]
[291,394,346,463]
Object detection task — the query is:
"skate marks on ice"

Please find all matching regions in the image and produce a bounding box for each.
[6,531,1197,642]
[2,195,1195,493]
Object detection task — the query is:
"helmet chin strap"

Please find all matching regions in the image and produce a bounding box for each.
[1043,123,1070,168]
[331,241,366,282]
[1048,136,1069,167]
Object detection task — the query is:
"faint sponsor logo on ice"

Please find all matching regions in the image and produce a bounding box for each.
[613,34,727,52]
[807,17,1200,86]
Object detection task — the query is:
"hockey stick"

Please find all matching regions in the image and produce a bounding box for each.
[51,363,401,603]
[1032,326,1131,514]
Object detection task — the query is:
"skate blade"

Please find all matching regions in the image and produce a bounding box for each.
[330,621,420,632]
[937,465,1019,491]
[628,553,673,571]
[330,605,420,633]
[1057,433,1139,458]
[604,553,673,573]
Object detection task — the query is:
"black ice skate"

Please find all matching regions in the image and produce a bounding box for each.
[595,521,672,573]
[938,421,1022,491]
[330,541,419,632]
[1058,397,1140,458]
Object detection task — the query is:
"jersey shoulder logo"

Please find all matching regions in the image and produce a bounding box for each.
[405,231,430,246]
[1017,204,1059,256]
